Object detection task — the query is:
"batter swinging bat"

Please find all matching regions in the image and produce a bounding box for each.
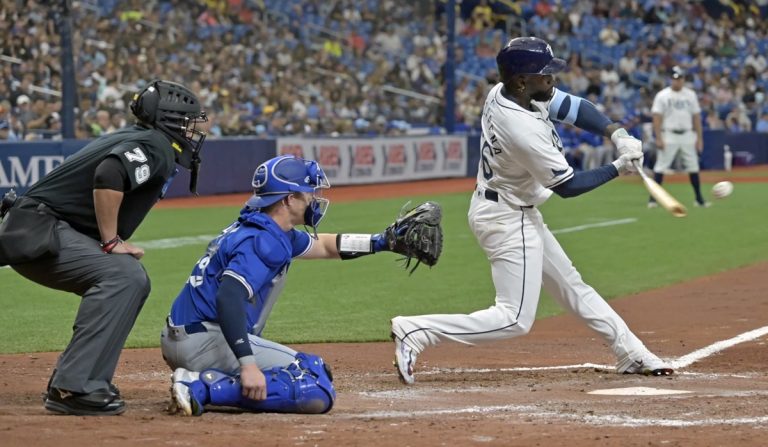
[632,161,687,217]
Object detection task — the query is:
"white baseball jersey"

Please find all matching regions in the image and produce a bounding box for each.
[391,82,662,377]
[651,86,700,131]
[651,86,701,173]
[477,83,573,206]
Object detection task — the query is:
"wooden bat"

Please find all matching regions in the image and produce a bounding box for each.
[632,161,687,218]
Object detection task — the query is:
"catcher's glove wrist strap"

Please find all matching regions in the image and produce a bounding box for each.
[337,233,380,260]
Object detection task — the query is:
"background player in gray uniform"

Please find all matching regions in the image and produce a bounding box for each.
[165,155,439,415]
[649,66,709,208]
[0,80,208,415]
[390,37,673,385]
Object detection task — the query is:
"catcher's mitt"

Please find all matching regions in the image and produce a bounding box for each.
[384,201,443,274]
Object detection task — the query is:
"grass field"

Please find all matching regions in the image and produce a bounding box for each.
[0,179,765,354]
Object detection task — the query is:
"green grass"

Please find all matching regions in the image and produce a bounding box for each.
[0,179,765,353]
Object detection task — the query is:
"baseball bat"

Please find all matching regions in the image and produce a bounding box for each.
[632,161,687,217]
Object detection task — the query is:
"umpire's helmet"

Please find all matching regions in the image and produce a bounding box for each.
[130,80,208,170]
[496,37,566,82]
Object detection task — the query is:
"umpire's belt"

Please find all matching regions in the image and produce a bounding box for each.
[476,186,533,209]
[166,316,207,337]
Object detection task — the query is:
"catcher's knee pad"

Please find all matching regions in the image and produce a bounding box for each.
[204,353,336,414]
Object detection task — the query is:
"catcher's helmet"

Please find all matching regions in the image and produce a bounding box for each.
[130,80,208,170]
[247,154,329,207]
[496,37,566,82]
[245,155,331,230]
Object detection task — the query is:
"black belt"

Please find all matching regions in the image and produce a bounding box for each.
[479,187,533,209]
[167,317,207,335]
[668,129,689,134]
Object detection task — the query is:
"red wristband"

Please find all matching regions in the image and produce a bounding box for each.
[100,236,123,253]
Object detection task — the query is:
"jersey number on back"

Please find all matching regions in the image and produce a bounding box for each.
[480,139,495,180]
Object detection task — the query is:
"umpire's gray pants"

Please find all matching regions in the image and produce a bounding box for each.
[161,319,297,374]
[12,220,150,394]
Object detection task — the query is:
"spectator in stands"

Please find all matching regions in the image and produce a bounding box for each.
[704,106,726,130]
[755,112,768,132]
[599,23,620,47]
[0,119,10,141]
[725,104,753,132]
[4,0,768,138]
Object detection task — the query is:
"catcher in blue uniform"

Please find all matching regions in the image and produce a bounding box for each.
[162,155,442,415]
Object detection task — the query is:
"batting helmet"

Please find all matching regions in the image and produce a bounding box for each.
[496,37,566,82]
[130,80,208,170]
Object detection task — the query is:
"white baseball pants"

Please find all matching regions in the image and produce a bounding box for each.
[393,192,650,368]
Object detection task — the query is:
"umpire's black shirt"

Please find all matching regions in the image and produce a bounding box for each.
[25,126,177,240]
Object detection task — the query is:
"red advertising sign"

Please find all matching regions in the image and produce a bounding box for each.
[279,144,304,158]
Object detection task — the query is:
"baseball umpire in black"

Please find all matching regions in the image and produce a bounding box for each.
[0,80,208,415]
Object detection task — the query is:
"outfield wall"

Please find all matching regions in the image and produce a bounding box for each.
[0,132,764,198]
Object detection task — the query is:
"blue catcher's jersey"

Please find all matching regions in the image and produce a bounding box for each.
[169,209,312,335]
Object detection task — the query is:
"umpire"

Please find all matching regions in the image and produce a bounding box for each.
[0,80,208,415]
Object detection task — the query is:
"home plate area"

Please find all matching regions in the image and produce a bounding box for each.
[343,364,768,428]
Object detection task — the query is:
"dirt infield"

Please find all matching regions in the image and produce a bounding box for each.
[1,173,766,446]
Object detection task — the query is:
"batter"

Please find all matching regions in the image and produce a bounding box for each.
[391,37,673,384]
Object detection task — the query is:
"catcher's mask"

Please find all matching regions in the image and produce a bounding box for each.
[130,80,208,193]
[245,155,331,232]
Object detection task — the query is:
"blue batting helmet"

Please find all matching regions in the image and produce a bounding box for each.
[496,37,566,82]
[245,155,330,209]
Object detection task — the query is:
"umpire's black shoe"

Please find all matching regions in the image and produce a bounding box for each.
[42,382,120,403]
[44,387,126,416]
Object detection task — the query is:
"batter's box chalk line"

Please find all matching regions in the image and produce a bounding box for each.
[409,325,768,376]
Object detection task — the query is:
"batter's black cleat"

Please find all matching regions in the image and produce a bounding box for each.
[44,387,126,416]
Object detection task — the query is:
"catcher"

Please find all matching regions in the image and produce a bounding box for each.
[162,155,442,416]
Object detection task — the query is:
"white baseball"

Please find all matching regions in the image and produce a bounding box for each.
[711,181,733,199]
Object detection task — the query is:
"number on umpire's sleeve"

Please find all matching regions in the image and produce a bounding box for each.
[124,147,148,163]
[135,165,150,184]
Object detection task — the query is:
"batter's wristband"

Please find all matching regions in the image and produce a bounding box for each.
[100,236,123,253]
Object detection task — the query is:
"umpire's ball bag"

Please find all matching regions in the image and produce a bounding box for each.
[0,200,60,266]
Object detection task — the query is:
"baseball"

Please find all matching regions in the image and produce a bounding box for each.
[711,181,733,199]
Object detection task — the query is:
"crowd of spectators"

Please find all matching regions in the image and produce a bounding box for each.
[1,0,768,146]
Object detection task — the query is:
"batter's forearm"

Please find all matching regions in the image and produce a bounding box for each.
[551,165,619,198]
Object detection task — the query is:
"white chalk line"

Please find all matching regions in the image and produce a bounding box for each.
[669,325,768,369]
[368,325,768,379]
[355,326,768,427]
[1,218,636,268]
[343,404,768,428]
[551,218,637,235]
[133,234,217,249]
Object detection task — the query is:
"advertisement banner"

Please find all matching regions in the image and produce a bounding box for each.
[276,136,468,185]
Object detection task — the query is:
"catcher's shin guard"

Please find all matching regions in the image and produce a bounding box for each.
[204,353,336,414]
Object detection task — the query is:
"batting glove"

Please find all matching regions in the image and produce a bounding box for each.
[612,151,643,176]
[611,128,644,173]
